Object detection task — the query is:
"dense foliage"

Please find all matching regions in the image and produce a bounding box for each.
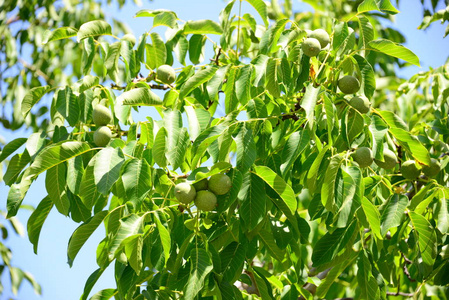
[1,0,449,299]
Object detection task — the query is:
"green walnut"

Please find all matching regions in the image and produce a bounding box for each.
[301,38,321,57]
[174,182,196,204]
[92,104,112,126]
[194,190,217,211]
[338,75,360,94]
[309,29,330,48]
[193,178,208,191]
[349,95,370,114]
[208,173,232,195]
[422,158,441,177]
[351,147,373,168]
[122,33,136,46]
[156,65,176,84]
[375,149,398,170]
[401,160,421,180]
[93,126,112,147]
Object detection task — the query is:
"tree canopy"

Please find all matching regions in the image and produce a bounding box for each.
[1,0,449,299]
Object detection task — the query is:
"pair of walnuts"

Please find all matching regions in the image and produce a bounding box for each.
[351,147,441,179]
[174,173,232,211]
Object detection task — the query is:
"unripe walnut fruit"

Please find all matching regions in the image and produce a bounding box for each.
[422,158,440,177]
[374,149,398,170]
[195,190,217,211]
[302,38,321,57]
[208,173,232,195]
[94,126,112,147]
[174,182,196,204]
[351,147,373,168]
[309,29,330,48]
[338,75,360,94]
[193,178,208,191]
[156,65,176,84]
[349,95,370,114]
[401,160,421,180]
[92,104,112,126]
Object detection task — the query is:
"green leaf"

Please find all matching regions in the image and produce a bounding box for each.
[45,163,70,215]
[409,211,437,277]
[21,86,51,117]
[235,65,253,105]
[67,210,108,266]
[183,248,213,300]
[0,138,28,163]
[43,27,78,44]
[77,20,112,42]
[153,127,168,168]
[220,242,247,283]
[26,141,92,179]
[357,0,399,14]
[281,130,310,176]
[253,166,297,217]
[357,251,379,299]
[146,32,167,69]
[258,229,286,263]
[239,173,266,231]
[80,268,105,300]
[189,34,206,65]
[312,221,357,267]
[302,84,321,130]
[27,196,53,254]
[122,234,143,275]
[82,38,96,75]
[185,107,211,140]
[93,147,125,195]
[79,155,105,210]
[108,214,145,259]
[180,67,218,99]
[436,189,448,234]
[56,86,80,127]
[154,214,171,264]
[105,42,121,84]
[117,87,163,107]
[361,197,382,239]
[380,194,408,236]
[321,154,344,213]
[266,58,280,98]
[244,0,269,27]
[354,55,376,99]
[367,39,419,66]
[3,152,31,186]
[191,125,226,168]
[357,16,374,51]
[121,158,152,206]
[236,126,257,174]
[90,289,117,300]
[184,20,223,35]
[344,109,364,146]
[334,166,363,228]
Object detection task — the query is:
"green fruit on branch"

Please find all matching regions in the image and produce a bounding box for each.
[375,149,398,170]
[302,38,321,57]
[349,95,370,114]
[309,29,330,48]
[422,158,441,177]
[122,33,136,46]
[208,173,232,195]
[93,104,112,126]
[338,75,360,94]
[156,64,176,84]
[401,160,421,180]
[351,147,373,168]
[194,190,217,211]
[93,126,112,147]
[193,178,208,191]
[174,182,196,204]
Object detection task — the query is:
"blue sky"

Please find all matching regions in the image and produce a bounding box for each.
[1,0,448,299]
